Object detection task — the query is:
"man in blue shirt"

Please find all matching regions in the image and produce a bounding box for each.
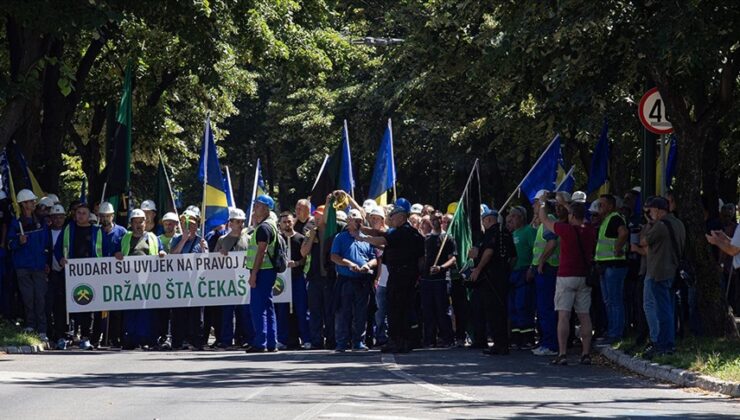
[169,209,208,350]
[8,189,50,342]
[330,209,377,352]
[98,201,127,347]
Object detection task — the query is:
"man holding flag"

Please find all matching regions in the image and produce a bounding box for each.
[355,198,424,353]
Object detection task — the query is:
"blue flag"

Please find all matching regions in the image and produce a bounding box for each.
[587,119,610,195]
[339,120,355,195]
[198,117,229,232]
[665,135,677,189]
[556,165,575,193]
[368,119,396,200]
[520,135,561,203]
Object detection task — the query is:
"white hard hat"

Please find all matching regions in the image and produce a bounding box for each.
[229,207,246,220]
[140,200,157,212]
[46,193,60,204]
[89,213,98,224]
[130,209,146,219]
[410,203,423,214]
[336,210,347,222]
[186,205,201,218]
[162,212,179,222]
[369,206,385,218]
[50,204,66,215]
[572,191,587,203]
[0,190,6,200]
[348,209,363,220]
[38,197,55,208]
[589,201,600,214]
[99,201,115,214]
[631,186,641,193]
[17,189,37,203]
[362,199,376,211]
[534,189,549,200]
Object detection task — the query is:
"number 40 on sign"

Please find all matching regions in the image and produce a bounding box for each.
[638,87,674,135]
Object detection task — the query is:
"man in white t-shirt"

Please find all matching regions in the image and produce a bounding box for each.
[706,225,740,311]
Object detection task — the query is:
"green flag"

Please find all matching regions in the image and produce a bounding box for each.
[447,161,482,270]
[155,153,175,215]
[103,63,133,219]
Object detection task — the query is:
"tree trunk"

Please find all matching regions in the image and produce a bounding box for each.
[38,38,66,193]
[655,77,738,337]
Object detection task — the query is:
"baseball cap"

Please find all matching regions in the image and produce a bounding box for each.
[572,191,587,203]
[482,208,499,219]
[410,203,423,215]
[313,205,325,217]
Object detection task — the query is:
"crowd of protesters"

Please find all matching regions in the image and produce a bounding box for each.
[1,185,738,364]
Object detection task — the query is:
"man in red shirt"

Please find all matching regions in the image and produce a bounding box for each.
[539,200,597,365]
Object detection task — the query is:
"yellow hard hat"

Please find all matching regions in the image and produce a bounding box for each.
[446,202,458,215]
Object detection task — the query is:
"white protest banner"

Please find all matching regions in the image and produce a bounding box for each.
[65,252,292,313]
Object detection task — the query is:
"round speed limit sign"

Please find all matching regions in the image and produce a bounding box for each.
[638,87,673,134]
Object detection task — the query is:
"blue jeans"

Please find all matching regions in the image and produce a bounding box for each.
[334,275,371,349]
[600,265,628,339]
[420,279,453,345]
[220,304,254,346]
[250,269,277,350]
[374,285,388,343]
[508,269,536,332]
[643,277,675,351]
[535,269,557,351]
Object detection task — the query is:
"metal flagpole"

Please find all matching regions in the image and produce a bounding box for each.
[311,155,329,191]
[248,159,260,227]
[499,135,559,213]
[225,165,236,207]
[159,150,182,234]
[389,118,397,202]
[555,165,575,191]
[433,159,479,266]
[200,117,209,236]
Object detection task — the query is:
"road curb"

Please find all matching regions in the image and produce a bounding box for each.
[1,344,46,354]
[597,345,740,398]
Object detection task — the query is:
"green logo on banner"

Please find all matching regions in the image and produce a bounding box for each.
[73,284,94,306]
[273,276,285,296]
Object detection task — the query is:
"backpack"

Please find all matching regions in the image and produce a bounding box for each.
[266,224,288,273]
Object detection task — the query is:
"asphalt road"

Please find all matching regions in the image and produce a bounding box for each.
[0,347,737,419]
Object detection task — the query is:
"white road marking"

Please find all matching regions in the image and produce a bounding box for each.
[380,354,479,403]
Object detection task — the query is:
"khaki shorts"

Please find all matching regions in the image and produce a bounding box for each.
[554,276,591,313]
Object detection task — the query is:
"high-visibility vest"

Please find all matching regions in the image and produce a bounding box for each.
[63,225,102,259]
[531,218,559,267]
[595,212,626,262]
[121,232,159,256]
[245,220,278,270]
